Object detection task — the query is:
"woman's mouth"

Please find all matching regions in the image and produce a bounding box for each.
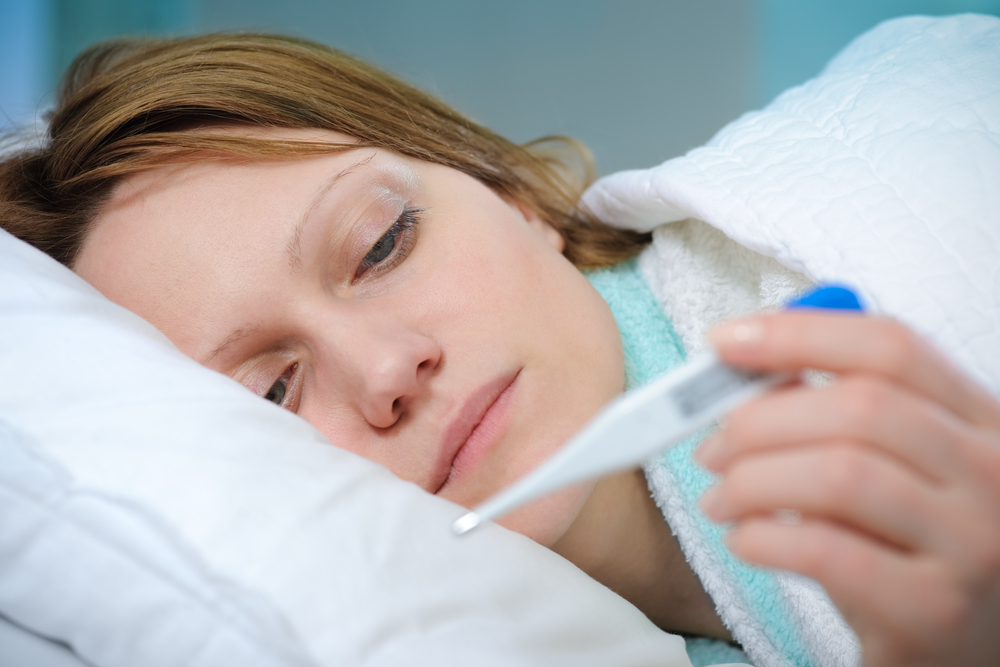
[434,370,520,494]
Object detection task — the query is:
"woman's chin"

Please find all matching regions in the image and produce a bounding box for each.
[495,482,596,548]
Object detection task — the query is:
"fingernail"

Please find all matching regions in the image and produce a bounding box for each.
[694,433,727,471]
[709,318,765,349]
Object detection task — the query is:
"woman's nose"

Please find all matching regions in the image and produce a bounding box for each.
[351,328,442,429]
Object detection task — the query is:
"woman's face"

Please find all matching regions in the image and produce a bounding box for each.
[75,128,625,545]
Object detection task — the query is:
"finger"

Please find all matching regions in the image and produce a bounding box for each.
[708,312,1000,431]
[701,444,943,552]
[698,375,967,483]
[725,517,967,666]
[701,423,1000,584]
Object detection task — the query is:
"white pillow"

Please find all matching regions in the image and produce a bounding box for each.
[0,227,692,666]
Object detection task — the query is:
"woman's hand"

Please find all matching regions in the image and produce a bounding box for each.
[695,312,1000,667]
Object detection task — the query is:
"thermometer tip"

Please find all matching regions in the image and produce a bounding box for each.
[452,511,482,536]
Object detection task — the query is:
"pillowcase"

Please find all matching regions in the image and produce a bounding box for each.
[0,227,692,666]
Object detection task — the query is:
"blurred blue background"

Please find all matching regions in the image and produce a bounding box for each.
[2,0,998,173]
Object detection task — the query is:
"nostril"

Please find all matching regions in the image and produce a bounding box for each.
[418,351,442,375]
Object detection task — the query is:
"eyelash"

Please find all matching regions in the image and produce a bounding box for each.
[354,205,424,280]
[264,363,298,410]
[264,206,424,411]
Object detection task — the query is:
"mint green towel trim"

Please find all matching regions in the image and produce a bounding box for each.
[586,258,813,667]
[685,637,757,667]
[584,258,685,390]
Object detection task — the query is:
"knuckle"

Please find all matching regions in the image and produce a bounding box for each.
[796,525,877,582]
[818,447,870,499]
[976,435,1000,484]
[724,467,758,507]
[838,377,891,428]
[918,562,978,637]
[723,404,751,436]
[876,320,923,376]
[795,530,835,578]
[929,583,972,636]
[862,636,913,667]
[971,536,1000,583]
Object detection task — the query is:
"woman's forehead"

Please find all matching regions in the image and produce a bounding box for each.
[75,133,382,340]
[88,129,385,247]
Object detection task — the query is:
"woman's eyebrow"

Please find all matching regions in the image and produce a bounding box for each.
[205,325,261,365]
[286,154,375,270]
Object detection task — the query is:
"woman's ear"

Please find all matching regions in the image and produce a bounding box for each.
[510,199,565,252]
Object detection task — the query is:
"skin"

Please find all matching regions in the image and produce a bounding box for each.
[74,127,731,640]
[699,312,1000,666]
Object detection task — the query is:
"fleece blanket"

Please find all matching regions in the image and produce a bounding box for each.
[582,14,1000,667]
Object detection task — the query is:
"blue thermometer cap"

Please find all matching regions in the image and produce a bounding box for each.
[786,284,863,312]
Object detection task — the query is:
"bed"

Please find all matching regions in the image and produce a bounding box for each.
[2,13,998,667]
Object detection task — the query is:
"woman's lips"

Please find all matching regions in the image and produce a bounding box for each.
[434,370,520,494]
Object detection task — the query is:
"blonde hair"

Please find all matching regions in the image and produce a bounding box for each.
[0,33,648,268]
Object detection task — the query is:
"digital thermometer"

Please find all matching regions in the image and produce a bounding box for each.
[452,285,862,535]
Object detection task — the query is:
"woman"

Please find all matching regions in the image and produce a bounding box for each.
[2,33,998,667]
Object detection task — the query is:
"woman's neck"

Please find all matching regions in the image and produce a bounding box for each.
[552,469,733,642]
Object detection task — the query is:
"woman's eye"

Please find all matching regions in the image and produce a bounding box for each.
[363,228,397,266]
[264,377,287,405]
[264,364,297,407]
[356,206,423,279]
